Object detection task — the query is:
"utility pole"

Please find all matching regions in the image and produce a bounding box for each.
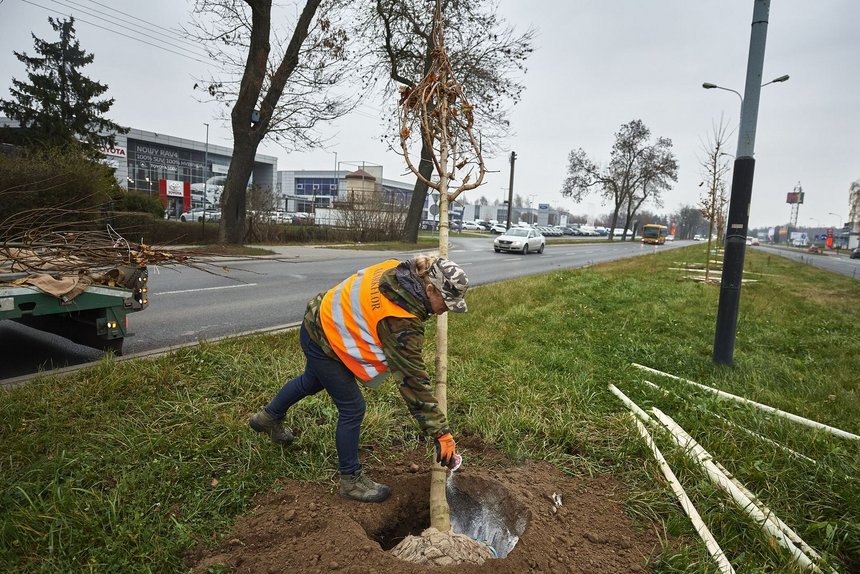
[202,122,209,237]
[506,151,516,229]
[713,0,771,366]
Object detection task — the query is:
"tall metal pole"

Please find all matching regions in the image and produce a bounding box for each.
[713,0,771,366]
[506,151,516,229]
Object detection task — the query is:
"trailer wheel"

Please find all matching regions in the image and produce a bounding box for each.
[101,337,124,356]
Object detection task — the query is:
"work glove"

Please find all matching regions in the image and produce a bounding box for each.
[434,431,457,468]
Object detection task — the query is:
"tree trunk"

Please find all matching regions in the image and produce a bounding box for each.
[401,140,434,243]
[429,90,451,534]
[218,131,258,244]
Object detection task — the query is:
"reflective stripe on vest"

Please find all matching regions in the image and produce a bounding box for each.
[320,260,417,381]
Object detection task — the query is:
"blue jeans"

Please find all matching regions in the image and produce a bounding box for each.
[265,325,366,475]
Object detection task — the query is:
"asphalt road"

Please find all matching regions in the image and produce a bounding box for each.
[755,245,860,279]
[1,237,690,383]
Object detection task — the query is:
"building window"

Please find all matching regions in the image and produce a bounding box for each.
[296,183,303,191]
[330,184,337,191]
[312,184,320,191]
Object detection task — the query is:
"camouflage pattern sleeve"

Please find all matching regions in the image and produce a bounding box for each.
[377,316,448,436]
[303,292,340,359]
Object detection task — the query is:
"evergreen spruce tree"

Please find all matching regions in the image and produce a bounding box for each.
[0,17,127,150]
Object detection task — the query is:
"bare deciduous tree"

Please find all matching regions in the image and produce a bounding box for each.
[672,204,707,240]
[186,0,354,244]
[364,0,533,243]
[333,187,407,242]
[619,137,677,240]
[699,117,732,281]
[562,120,676,241]
[399,0,485,532]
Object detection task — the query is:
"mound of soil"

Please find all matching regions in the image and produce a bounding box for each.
[186,446,659,574]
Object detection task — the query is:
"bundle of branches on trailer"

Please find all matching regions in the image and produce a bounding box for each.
[0,205,192,282]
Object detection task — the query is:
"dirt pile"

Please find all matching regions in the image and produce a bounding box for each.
[186,447,660,574]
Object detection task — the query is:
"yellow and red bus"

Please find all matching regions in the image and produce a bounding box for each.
[641,224,668,245]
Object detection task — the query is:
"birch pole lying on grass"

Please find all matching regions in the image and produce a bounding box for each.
[631,363,859,441]
[651,407,828,573]
[640,379,817,465]
[633,417,736,574]
[608,384,736,573]
[399,0,486,532]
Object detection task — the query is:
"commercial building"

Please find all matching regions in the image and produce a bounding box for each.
[1,118,278,218]
[276,167,458,225]
[849,179,860,249]
[107,127,277,218]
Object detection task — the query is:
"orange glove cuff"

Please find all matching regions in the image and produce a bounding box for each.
[434,431,456,467]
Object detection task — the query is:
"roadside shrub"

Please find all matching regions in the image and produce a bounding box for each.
[0,144,121,237]
[108,213,219,246]
[115,191,164,219]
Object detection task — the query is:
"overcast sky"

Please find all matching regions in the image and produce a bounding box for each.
[1,0,858,229]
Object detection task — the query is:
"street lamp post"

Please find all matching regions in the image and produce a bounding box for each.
[708,0,779,367]
[827,212,843,228]
[702,83,744,110]
[703,75,788,117]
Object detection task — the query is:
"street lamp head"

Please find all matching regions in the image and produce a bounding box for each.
[702,82,718,89]
[761,74,790,87]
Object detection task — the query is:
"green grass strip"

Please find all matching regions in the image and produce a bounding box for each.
[1,246,858,572]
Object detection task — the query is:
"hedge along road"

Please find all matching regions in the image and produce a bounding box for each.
[0,237,691,384]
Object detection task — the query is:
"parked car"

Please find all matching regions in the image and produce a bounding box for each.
[462,221,482,231]
[179,207,220,222]
[489,224,507,234]
[851,247,860,259]
[291,212,314,224]
[493,227,545,254]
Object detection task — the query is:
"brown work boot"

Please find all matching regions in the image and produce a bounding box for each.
[249,409,294,445]
[339,469,391,503]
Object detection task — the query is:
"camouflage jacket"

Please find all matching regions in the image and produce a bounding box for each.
[304,264,448,436]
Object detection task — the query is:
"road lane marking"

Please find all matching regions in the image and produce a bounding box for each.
[158,283,258,295]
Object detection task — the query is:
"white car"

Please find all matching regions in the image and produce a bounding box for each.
[489,224,507,234]
[179,207,221,222]
[461,221,482,231]
[494,227,545,254]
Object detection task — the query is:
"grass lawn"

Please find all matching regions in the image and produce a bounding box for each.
[1,246,858,572]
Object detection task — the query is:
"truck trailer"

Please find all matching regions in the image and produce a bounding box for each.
[0,264,148,355]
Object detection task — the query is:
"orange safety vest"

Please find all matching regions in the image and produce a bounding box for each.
[319,260,417,382]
